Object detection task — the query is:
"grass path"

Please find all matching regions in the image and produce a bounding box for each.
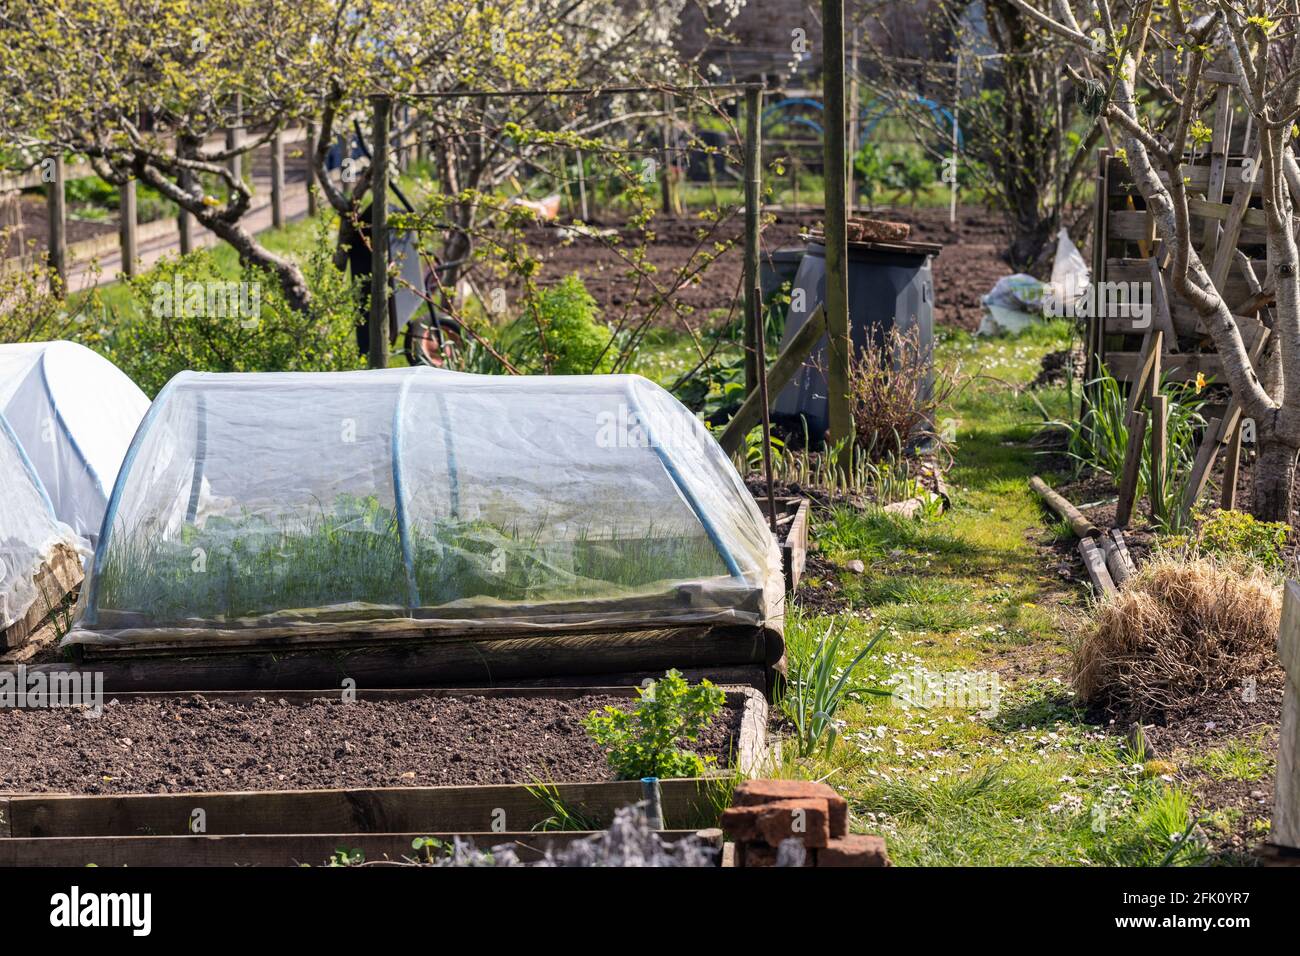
[779,322,1218,865]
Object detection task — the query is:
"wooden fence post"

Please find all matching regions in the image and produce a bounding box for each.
[270,131,285,229]
[177,132,197,255]
[369,94,391,370]
[306,120,319,218]
[119,178,138,277]
[45,153,67,287]
[1220,420,1243,511]
[1272,580,1300,850]
[1149,394,1169,524]
[822,0,853,466]
[742,85,763,397]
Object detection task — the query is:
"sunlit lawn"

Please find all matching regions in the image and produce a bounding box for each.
[775,320,1227,866]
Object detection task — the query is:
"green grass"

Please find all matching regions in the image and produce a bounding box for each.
[775,320,1217,865]
[1185,736,1273,784]
[79,215,328,321]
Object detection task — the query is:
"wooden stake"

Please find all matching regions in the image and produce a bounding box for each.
[1079,538,1118,598]
[754,284,778,534]
[306,120,319,218]
[227,93,243,188]
[1221,419,1243,511]
[1149,394,1169,524]
[742,86,763,397]
[45,153,66,287]
[575,150,589,221]
[118,178,138,278]
[369,95,391,370]
[270,131,285,230]
[1115,408,1148,528]
[822,0,853,465]
[719,305,828,456]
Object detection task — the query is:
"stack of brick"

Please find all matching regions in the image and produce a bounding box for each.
[721,779,890,867]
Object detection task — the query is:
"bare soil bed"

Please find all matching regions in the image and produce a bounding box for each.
[0,693,744,795]
[503,204,1011,331]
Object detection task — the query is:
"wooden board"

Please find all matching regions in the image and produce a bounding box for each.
[778,497,810,591]
[0,776,733,839]
[0,829,711,867]
[0,547,82,652]
[48,623,784,698]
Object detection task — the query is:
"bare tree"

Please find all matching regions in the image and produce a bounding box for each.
[1007,0,1300,519]
[858,0,1106,267]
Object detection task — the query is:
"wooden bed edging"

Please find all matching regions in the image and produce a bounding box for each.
[778,497,810,592]
[48,624,784,699]
[0,829,715,867]
[0,547,82,652]
[0,776,734,841]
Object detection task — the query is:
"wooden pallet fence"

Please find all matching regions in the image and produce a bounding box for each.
[1091,76,1274,521]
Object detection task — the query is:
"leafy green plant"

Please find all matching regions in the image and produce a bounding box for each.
[79,215,362,396]
[327,847,366,866]
[97,494,728,624]
[1045,362,1206,531]
[525,781,602,831]
[887,154,937,207]
[852,142,890,209]
[583,669,725,779]
[498,274,614,375]
[1159,508,1290,571]
[409,836,450,863]
[782,621,889,757]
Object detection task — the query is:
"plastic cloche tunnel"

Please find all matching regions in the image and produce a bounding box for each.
[67,367,783,647]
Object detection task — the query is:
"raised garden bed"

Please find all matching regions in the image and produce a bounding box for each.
[0,546,81,652]
[0,686,766,866]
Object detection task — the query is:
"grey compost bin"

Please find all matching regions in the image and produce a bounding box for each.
[773,235,942,443]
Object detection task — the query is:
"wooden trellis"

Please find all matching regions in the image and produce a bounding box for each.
[1089,79,1275,523]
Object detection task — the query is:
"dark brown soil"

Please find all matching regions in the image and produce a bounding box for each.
[502,203,1010,332]
[1141,675,1284,860]
[1031,346,1085,390]
[0,693,743,795]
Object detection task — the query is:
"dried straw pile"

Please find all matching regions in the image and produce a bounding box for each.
[1073,554,1282,718]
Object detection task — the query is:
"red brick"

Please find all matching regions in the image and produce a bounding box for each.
[733,779,848,837]
[815,834,891,867]
[757,798,830,848]
[722,798,831,847]
[739,840,813,867]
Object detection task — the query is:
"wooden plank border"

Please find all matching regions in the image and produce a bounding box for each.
[0,776,734,840]
[0,829,710,867]
[50,625,782,695]
[1,546,83,652]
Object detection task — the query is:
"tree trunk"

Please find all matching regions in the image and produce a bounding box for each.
[204,216,312,312]
[1253,439,1298,522]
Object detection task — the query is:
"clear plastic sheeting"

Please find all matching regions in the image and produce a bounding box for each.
[0,341,151,541]
[0,414,86,631]
[69,368,782,647]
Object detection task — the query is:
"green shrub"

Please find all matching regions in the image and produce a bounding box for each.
[1160,508,1290,571]
[501,274,614,375]
[80,217,362,395]
[583,669,725,779]
[0,234,91,342]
